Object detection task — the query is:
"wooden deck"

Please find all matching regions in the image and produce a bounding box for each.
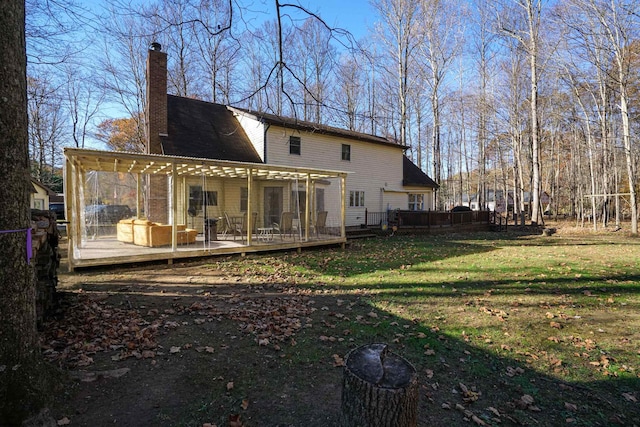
[69,232,346,270]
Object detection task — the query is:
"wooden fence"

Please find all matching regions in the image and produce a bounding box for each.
[364,209,494,231]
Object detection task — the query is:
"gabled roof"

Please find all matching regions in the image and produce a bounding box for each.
[229,106,406,149]
[31,178,56,195]
[161,95,262,163]
[402,156,439,189]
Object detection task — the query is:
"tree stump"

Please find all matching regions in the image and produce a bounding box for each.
[340,343,418,427]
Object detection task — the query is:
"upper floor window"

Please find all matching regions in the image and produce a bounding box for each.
[408,193,424,211]
[341,144,351,161]
[289,136,301,155]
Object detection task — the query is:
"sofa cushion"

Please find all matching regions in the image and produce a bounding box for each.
[116,219,135,243]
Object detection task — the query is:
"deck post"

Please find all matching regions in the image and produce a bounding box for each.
[247,168,253,245]
[341,175,347,238]
[171,162,178,252]
[304,174,311,241]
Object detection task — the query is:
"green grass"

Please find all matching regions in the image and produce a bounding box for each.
[209,230,640,425]
[55,229,640,426]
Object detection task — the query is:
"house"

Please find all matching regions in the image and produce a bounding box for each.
[146,43,438,228]
[30,178,55,210]
[61,43,437,270]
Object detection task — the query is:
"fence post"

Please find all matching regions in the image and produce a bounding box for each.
[365,208,368,227]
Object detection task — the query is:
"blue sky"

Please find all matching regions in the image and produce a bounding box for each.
[298,0,375,40]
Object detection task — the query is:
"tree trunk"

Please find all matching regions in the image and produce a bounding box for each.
[340,344,418,427]
[0,2,56,423]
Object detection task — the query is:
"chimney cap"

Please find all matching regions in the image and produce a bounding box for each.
[149,42,162,51]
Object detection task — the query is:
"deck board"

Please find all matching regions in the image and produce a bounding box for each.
[69,233,345,270]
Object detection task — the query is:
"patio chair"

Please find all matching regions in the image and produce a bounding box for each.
[314,211,328,236]
[224,212,244,242]
[272,211,294,240]
[242,212,258,235]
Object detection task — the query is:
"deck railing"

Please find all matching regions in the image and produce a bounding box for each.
[365,209,492,229]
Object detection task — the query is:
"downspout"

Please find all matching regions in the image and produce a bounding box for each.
[263,122,271,163]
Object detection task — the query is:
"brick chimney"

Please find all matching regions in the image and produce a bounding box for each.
[146,42,167,155]
[145,42,169,224]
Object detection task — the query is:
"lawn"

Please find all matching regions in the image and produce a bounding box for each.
[48,228,640,426]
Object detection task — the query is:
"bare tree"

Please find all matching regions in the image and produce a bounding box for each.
[64,66,104,148]
[27,74,66,187]
[192,0,239,103]
[99,4,156,150]
[418,0,467,202]
[371,0,421,146]
[585,0,640,234]
[497,0,545,225]
[333,54,364,131]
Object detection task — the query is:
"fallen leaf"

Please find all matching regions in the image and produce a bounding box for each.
[241,399,249,410]
[170,346,181,354]
[57,417,71,426]
[521,394,535,406]
[487,407,500,417]
[471,414,486,426]
[564,402,578,411]
[550,322,562,329]
[622,392,637,402]
[332,354,345,367]
[226,381,234,391]
[228,414,243,427]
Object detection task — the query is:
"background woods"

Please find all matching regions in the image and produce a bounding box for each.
[26,0,640,230]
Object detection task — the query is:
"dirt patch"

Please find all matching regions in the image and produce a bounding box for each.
[47,261,359,426]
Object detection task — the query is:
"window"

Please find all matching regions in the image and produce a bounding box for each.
[289,136,301,155]
[291,190,306,215]
[240,187,248,212]
[408,194,424,211]
[189,186,217,215]
[349,190,365,207]
[341,144,351,161]
[203,191,218,206]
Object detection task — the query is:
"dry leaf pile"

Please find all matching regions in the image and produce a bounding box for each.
[40,284,317,368]
[41,294,161,368]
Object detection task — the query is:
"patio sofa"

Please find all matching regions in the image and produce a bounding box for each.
[117,219,197,247]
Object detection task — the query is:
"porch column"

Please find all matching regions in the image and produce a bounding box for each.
[341,175,347,238]
[136,173,141,219]
[246,168,253,245]
[304,174,311,241]
[171,162,177,251]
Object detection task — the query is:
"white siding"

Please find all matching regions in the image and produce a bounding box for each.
[233,113,266,161]
[266,126,405,227]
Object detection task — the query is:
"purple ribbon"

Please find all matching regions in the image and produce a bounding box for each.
[0,228,33,263]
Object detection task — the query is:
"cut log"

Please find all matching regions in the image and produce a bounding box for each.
[340,343,418,427]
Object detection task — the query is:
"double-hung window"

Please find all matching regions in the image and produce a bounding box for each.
[341,144,351,161]
[289,136,301,155]
[349,190,364,207]
[408,193,424,211]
